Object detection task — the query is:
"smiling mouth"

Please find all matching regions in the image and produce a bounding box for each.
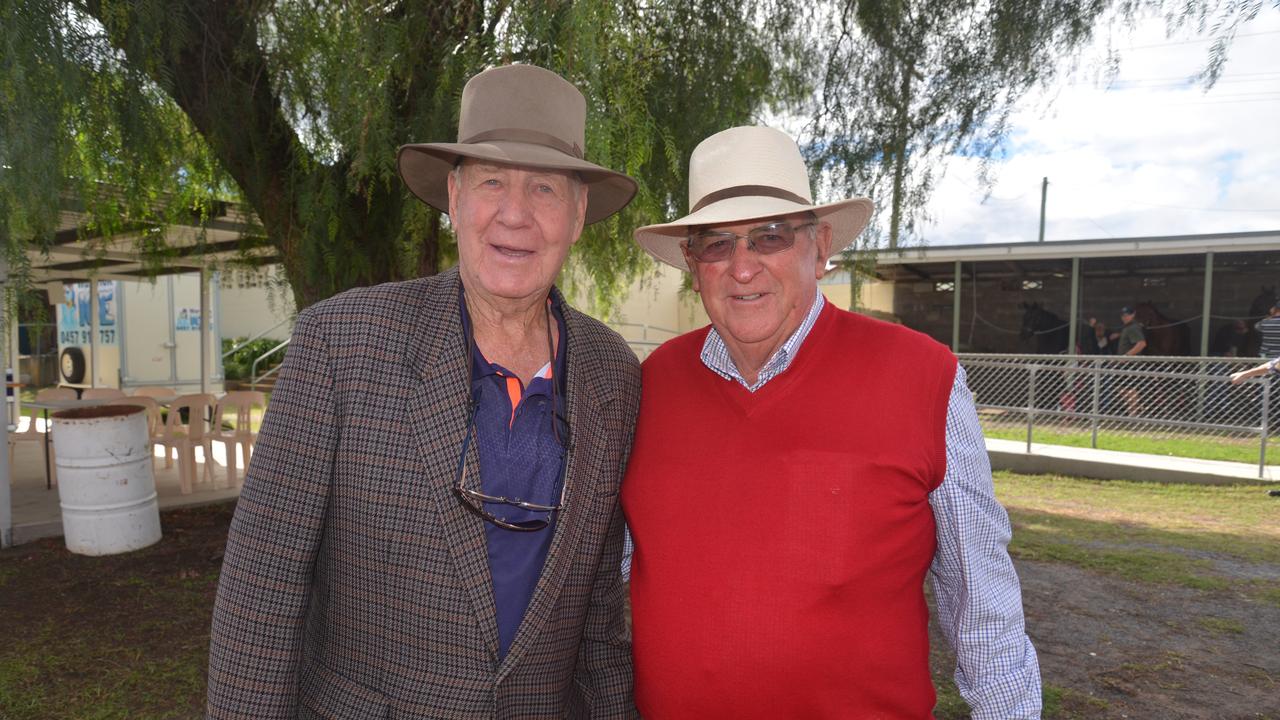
[732,293,765,301]
[493,244,533,257]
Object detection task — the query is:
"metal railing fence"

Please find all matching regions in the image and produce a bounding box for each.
[614,322,680,360]
[250,339,291,390]
[958,354,1273,477]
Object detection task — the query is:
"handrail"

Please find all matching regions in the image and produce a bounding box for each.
[222,317,293,360]
[610,321,680,343]
[251,360,286,391]
[249,339,291,390]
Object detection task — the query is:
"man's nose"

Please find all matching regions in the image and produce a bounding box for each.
[496,187,534,226]
[726,238,763,282]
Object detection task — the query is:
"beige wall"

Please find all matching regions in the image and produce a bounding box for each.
[218,268,295,342]
[569,263,708,360]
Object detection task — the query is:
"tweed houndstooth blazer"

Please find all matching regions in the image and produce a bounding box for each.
[207,268,641,719]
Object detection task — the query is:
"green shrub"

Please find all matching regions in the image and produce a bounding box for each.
[222,337,286,380]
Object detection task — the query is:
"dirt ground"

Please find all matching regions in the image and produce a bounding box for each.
[3,502,1278,718]
[0,504,229,718]
[931,560,1280,719]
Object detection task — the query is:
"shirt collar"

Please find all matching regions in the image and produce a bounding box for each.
[700,286,826,392]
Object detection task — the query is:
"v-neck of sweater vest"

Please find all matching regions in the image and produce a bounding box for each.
[709,301,836,417]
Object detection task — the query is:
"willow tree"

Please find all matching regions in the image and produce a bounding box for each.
[2,0,789,310]
[3,1,1264,311]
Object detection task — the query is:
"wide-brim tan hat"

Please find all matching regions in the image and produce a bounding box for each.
[397,64,637,225]
[634,126,874,270]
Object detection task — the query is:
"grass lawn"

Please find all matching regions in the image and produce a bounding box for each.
[992,470,1280,600]
[983,425,1280,465]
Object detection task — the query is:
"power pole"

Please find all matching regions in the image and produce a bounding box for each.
[1038,176,1048,243]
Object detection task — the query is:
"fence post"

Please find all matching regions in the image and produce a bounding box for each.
[1261,377,1270,480]
[1090,361,1100,449]
[1195,358,1208,424]
[1027,364,1038,452]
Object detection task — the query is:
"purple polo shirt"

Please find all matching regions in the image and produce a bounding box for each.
[462,293,568,658]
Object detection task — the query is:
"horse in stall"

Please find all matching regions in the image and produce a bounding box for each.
[1019,302,1070,354]
[1018,302,1109,355]
[1132,301,1192,356]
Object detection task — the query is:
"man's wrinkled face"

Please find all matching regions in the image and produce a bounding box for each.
[448,160,587,306]
[684,212,833,364]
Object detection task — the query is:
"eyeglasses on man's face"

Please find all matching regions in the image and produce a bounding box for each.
[684,221,816,263]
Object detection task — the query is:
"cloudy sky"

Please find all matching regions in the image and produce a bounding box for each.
[915,6,1280,247]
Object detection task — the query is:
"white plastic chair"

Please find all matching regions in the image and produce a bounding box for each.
[9,387,77,487]
[155,393,216,494]
[206,391,267,488]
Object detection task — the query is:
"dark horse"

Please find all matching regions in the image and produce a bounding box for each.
[1019,302,1110,354]
[1019,302,1070,354]
[1132,301,1192,356]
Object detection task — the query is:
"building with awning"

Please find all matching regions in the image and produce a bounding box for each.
[851,230,1280,355]
[1,196,285,548]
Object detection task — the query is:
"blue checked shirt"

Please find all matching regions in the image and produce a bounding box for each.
[624,288,1042,718]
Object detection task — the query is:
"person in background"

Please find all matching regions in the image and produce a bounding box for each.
[1256,303,1280,358]
[1111,306,1147,416]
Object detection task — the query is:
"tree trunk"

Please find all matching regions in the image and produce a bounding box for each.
[888,60,914,251]
[85,0,453,312]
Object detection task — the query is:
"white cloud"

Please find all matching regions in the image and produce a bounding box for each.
[917,7,1280,246]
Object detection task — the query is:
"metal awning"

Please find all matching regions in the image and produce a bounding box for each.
[27,196,277,283]
[869,230,1280,268]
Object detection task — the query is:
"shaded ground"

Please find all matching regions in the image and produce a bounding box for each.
[2,495,1278,719]
[931,559,1280,719]
[0,504,228,719]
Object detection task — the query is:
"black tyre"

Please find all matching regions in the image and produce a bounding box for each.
[60,347,87,384]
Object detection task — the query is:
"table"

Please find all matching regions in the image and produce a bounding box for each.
[25,398,112,489]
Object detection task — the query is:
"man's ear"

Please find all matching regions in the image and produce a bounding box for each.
[813,222,834,279]
[683,247,701,292]
[446,165,461,222]
[570,183,589,245]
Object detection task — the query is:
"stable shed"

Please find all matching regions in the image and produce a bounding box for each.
[867,230,1280,356]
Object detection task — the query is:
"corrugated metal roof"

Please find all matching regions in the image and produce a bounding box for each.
[867,230,1280,265]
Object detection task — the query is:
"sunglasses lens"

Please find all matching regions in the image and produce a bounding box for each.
[689,233,736,262]
[748,224,796,254]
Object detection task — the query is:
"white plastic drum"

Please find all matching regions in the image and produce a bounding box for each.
[51,404,162,555]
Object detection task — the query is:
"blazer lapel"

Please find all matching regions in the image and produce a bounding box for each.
[403,268,501,663]
[497,300,618,681]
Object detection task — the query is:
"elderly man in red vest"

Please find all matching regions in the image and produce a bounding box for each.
[621,126,1041,719]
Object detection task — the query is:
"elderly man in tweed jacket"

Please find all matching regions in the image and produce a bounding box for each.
[207,64,641,719]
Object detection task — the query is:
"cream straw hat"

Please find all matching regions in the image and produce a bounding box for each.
[634,126,873,270]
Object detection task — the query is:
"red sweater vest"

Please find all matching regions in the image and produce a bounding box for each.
[622,303,957,719]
